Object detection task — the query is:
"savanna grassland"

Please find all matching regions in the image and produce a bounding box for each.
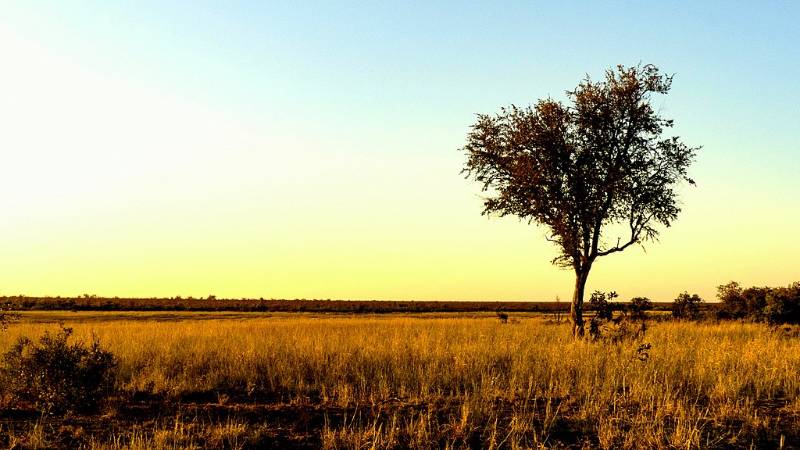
[1,312,799,449]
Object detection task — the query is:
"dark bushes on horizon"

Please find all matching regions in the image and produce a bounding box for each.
[629,297,653,321]
[672,292,703,320]
[716,281,800,324]
[0,295,684,314]
[0,296,597,313]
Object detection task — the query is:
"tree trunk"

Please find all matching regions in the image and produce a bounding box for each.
[571,269,590,338]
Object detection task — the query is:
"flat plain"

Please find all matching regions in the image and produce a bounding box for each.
[1,311,799,449]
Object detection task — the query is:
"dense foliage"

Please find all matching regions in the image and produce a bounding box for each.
[589,290,618,321]
[461,64,698,336]
[1,326,117,414]
[671,292,703,319]
[716,281,800,324]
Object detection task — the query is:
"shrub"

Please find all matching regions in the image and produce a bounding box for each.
[741,287,769,320]
[588,296,652,342]
[496,311,509,324]
[672,292,703,320]
[763,283,800,324]
[0,301,18,330]
[629,297,652,321]
[1,326,117,414]
[716,281,746,319]
[605,318,648,344]
[588,291,618,340]
[715,281,800,324]
[589,290,617,321]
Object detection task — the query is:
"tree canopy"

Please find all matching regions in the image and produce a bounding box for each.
[462,64,698,336]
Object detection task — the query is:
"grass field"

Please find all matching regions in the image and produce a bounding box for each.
[1,312,799,449]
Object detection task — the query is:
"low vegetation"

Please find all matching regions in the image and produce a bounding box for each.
[671,292,704,320]
[716,281,800,324]
[1,326,117,414]
[0,296,682,314]
[1,312,799,449]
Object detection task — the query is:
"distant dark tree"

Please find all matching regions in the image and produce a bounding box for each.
[716,284,768,321]
[672,292,703,320]
[462,64,698,337]
[716,281,745,319]
[716,281,800,324]
[763,283,800,324]
[741,287,769,319]
[629,297,653,321]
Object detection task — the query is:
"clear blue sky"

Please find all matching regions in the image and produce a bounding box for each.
[1,2,798,300]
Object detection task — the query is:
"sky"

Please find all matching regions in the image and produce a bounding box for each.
[1,1,798,301]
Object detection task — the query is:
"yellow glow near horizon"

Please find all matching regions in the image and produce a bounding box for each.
[1,8,798,303]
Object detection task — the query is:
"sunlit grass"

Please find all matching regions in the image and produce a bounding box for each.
[2,314,798,448]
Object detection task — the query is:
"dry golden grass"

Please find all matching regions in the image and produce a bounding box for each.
[1,313,799,449]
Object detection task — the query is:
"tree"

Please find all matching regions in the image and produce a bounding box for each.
[764,283,800,324]
[716,281,746,319]
[628,296,653,321]
[461,64,698,337]
[672,292,703,319]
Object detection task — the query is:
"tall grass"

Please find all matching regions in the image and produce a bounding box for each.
[2,315,798,448]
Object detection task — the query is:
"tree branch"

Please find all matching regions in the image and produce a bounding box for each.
[595,236,638,257]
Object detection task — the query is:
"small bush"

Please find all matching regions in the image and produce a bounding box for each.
[589,290,617,321]
[588,291,619,340]
[1,326,117,414]
[597,318,648,344]
[496,311,509,324]
[0,301,18,330]
[628,297,652,321]
[672,292,703,320]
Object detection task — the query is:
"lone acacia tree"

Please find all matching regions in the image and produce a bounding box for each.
[462,64,697,337]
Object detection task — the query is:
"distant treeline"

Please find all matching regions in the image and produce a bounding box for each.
[716,281,800,324]
[0,295,681,313]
